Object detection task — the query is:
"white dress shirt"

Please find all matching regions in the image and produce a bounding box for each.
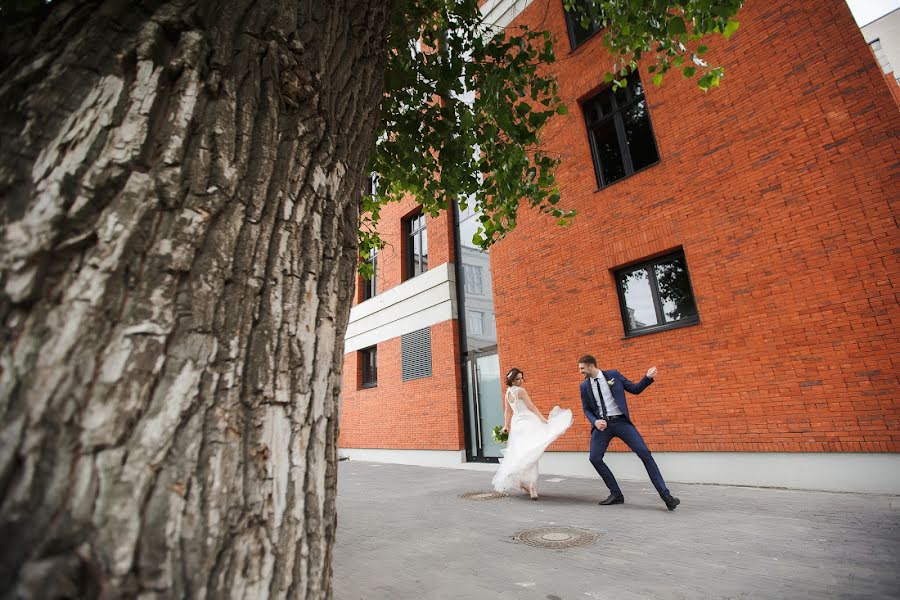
[590,373,624,417]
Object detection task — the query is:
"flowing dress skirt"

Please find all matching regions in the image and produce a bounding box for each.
[492,406,572,493]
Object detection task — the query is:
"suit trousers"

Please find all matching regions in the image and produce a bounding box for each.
[588,418,670,498]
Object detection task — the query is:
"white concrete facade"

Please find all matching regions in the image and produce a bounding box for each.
[480,0,536,30]
[338,448,900,495]
[862,8,900,85]
[344,262,458,353]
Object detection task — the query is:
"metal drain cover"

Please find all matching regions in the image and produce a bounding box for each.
[459,491,508,500]
[514,526,599,549]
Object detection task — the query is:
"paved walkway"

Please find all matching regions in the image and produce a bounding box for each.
[334,462,900,600]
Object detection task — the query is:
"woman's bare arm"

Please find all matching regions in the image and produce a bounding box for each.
[502,393,511,431]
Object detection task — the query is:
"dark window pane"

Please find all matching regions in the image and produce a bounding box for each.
[591,120,626,186]
[363,252,376,300]
[564,1,603,48]
[586,93,613,125]
[615,251,699,336]
[619,268,659,330]
[570,16,601,47]
[654,258,698,323]
[613,84,628,108]
[597,93,613,119]
[364,172,380,197]
[583,72,657,188]
[629,76,645,100]
[622,100,659,173]
[361,347,377,387]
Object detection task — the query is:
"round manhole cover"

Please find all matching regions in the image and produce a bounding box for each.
[514,526,599,549]
[458,491,508,501]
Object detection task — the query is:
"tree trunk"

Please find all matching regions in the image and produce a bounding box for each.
[0,1,388,597]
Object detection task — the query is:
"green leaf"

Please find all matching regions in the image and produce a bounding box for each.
[698,68,723,91]
[652,72,664,86]
[723,20,740,39]
[682,66,696,77]
[668,16,687,35]
[556,104,568,115]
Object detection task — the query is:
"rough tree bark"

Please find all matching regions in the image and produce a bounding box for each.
[0,1,388,597]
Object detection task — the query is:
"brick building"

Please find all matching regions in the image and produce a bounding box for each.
[339,0,900,493]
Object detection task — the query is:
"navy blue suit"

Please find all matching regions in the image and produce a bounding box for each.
[579,370,670,498]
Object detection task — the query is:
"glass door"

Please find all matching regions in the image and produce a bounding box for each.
[465,351,504,461]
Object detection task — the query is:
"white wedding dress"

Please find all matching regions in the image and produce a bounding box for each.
[492,386,573,494]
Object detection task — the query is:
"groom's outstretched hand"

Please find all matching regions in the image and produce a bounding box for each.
[646,366,658,379]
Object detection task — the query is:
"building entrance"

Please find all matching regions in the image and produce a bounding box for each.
[464,349,504,462]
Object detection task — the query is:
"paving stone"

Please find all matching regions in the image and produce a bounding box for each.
[334,462,900,600]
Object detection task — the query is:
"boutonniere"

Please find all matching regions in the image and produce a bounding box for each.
[607,378,616,387]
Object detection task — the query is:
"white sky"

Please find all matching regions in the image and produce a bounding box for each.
[845,0,900,26]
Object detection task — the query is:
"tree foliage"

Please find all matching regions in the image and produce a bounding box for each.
[361,0,742,270]
[0,0,743,272]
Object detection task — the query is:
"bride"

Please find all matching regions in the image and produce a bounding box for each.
[492,368,573,499]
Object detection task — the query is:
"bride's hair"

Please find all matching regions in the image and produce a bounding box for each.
[505,368,523,387]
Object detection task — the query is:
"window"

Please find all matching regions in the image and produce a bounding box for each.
[563,0,603,50]
[463,264,484,295]
[401,328,432,381]
[466,310,485,336]
[361,248,377,301]
[583,72,659,189]
[615,251,699,336]
[405,212,428,279]
[360,346,377,388]
[364,172,379,196]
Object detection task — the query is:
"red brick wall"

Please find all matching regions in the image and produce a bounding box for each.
[340,198,464,450]
[356,196,456,297]
[339,320,465,449]
[490,0,899,454]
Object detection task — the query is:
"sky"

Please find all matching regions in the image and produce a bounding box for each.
[844,0,900,26]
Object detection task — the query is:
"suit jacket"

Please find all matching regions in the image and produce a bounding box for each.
[580,370,654,428]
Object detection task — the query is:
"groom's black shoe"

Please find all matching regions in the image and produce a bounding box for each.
[663,494,681,511]
[598,493,625,505]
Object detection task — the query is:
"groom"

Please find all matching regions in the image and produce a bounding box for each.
[577,355,680,511]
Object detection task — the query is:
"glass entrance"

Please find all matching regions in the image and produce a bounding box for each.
[465,350,504,461]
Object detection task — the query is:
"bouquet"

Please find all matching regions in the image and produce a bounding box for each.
[491,425,509,444]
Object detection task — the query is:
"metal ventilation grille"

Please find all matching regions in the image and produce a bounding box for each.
[401,327,432,381]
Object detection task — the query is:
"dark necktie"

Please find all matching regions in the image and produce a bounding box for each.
[593,378,608,420]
